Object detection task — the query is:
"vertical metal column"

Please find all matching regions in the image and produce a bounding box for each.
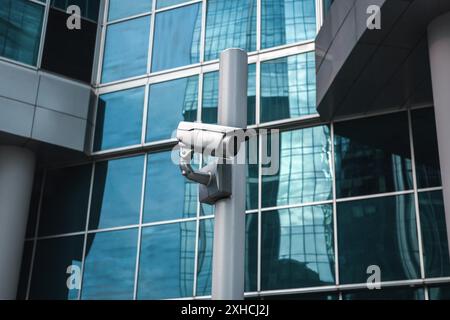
[212,48,248,300]
[428,12,450,252]
[0,146,35,300]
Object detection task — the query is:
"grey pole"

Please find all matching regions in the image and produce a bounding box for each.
[428,12,450,253]
[0,146,35,300]
[212,48,248,300]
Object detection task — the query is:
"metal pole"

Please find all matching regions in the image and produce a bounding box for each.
[212,48,248,300]
[428,12,450,253]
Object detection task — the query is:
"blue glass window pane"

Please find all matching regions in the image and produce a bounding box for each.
[260,52,316,123]
[108,0,152,21]
[38,165,92,236]
[411,108,442,188]
[0,0,44,65]
[419,191,450,278]
[261,205,335,290]
[138,222,196,299]
[343,287,424,300]
[94,87,145,151]
[146,76,198,142]
[157,0,190,9]
[202,64,256,125]
[337,194,420,284]
[261,0,316,49]
[82,229,138,300]
[334,112,413,198]
[144,151,197,223]
[196,215,258,296]
[102,16,150,83]
[89,156,144,229]
[30,236,84,300]
[151,4,201,72]
[261,126,332,208]
[204,0,256,61]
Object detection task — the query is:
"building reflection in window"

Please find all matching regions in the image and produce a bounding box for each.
[338,194,420,284]
[261,205,335,290]
[204,0,256,61]
[334,112,413,198]
[260,52,316,123]
[138,222,196,299]
[262,125,332,208]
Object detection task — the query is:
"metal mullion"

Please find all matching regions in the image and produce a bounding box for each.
[25,170,47,300]
[336,189,415,203]
[256,0,261,52]
[257,132,263,293]
[407,109,427,294]
[147,0,157,75]
[133,153,148,300]
[36,0,50,69]
[197,73,204,123]
[199,0,207,64]
[95,0,109,85]
[155,0,202,13]
[330,122,339,286]
[106,12,152,26]
[141,84,150,146]
[77,162,96,300]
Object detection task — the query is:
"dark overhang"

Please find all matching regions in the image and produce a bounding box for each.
[315,0,450,120]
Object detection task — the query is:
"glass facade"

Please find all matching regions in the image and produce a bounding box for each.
[18,0,450,300]
[0,0,44,65]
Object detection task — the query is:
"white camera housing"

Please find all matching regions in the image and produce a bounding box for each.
[176,121,243,158]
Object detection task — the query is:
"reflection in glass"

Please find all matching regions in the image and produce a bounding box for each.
[261,0,316,49]
[334,112,413,198]
[261,126,332,208]
[429,285,450,300]
[144,151,197,223]
[138,222,196,299]
[337,195,420,284]
[343,287,424,300]
[204,0,256,61]
[260,52,316,123]
[102,16,150,83]
[82,229,138,300]
[108,0,151,21]
[89,156,144,229]
[0,0,44,65]
[39,165,92,236]
[30,236,84,300]
[261,205,335,290]
[152,4,201,72]
[411,108,442,188]
[17,241,33,300]
[50,0,100,20]
[196,219,214,296]
[196,215,258,296]
[265,292,338,300]
[419,191,450,278]
[146,76,198,142]
[94,87,145,151]
[202,64,256,125]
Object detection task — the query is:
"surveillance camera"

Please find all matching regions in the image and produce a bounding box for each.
[176,121,244,158]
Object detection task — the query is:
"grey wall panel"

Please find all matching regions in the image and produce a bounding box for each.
[0,97,34,138]
[37,73,92,119]
[31,107,88,152]
[0,61,39,105]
